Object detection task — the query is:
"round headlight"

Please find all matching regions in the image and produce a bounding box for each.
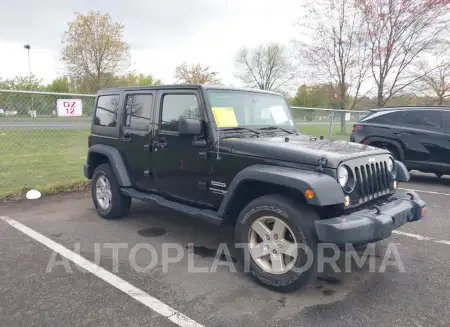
[338,166,349,187]
[387,158,394,172]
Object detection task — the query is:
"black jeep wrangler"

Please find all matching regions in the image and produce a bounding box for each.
[83,84,426,292]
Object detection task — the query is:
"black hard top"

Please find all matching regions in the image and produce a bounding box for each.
[96,84,283,96]
[369,105,450,112]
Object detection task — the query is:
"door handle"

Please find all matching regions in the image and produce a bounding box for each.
[152,138,167,148]
[120,131,132,143]
[120,136,132,143]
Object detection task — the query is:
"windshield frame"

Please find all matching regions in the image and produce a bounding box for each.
[204,88,297,138]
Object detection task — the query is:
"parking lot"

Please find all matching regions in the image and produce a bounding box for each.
[1,172,449,327]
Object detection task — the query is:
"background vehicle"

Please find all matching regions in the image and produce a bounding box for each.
[350,106,450,178]
[84,85,426,293]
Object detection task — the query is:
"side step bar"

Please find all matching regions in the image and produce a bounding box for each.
[121,188,223,226]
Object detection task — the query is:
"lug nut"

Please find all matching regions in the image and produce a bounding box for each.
[264,244,270,250]
[272,249,278,255]
[273,234,278,240]
[264,235,270,240]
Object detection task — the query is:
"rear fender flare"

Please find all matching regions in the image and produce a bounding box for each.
[87,144,131,187]
[218,165,345,216]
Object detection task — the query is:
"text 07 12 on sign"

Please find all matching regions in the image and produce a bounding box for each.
[57,99,83,117]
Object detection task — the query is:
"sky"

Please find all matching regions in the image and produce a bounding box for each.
[0,0,301,89]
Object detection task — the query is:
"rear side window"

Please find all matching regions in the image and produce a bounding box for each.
[124,94,153,130]
[160,94,201,131]
[404,110,441,128]
[94,95,120,127]
[362,110,405,123]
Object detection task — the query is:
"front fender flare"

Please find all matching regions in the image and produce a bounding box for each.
[218,165,345,216]
[87,144,131,187]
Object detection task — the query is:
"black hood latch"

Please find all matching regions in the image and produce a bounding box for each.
[316,157,328,172]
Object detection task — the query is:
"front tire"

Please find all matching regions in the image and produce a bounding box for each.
[234,194,318,293]
[91,163,131,220]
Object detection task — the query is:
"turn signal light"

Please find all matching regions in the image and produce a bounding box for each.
[344,196,351,207]
[305,189,315,199]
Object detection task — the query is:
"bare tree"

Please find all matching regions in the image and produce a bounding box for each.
[358,0,450,107]
[294,0,370,134]
[174,62,222,84]
[235,43,295,91]
[415,43,450,105]
[61,10,131,92]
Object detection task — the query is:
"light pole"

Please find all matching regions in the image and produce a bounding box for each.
[23,44,34,118]
[23,44,31,80]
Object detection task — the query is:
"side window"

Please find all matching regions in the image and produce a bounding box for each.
[404,110,441,128]
[385,111,405,123]
[160,94,201,131]
[443,111,450,130]
[94,95,120,127]
[124,94,153,130]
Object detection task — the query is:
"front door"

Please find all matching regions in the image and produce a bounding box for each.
[119,91,155,191]
[397,109,450,168]
[150,90,209,203]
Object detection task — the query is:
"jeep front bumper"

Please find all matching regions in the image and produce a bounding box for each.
[314,190,426,244]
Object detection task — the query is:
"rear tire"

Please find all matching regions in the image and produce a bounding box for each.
[91,163,131,220]
[234,194,318,293]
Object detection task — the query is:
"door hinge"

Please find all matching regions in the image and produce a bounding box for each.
[144,170,150,176]
[144,144,150,151]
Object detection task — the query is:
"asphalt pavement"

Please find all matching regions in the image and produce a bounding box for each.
[0,172,449,327]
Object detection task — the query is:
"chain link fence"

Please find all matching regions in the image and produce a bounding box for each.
[0,89,95,199]
[0,89,370,199]
[290,106,370,140]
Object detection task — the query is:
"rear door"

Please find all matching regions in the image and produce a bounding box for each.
[119,90,156,191]
[396,109,450,166]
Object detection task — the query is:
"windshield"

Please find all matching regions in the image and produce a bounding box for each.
[206,89,295,129]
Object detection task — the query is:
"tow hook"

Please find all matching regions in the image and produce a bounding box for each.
[406,192,415,200]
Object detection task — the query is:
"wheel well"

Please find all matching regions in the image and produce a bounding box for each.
[369,140,401,160]
[87,152,109,178]
[223,180,308,226]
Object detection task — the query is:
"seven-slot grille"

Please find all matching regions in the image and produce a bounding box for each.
[353,160,390,202]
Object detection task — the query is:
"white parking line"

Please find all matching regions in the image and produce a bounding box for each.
[393,230,450,246]
[398,187,450,196]
[0,216,204,327]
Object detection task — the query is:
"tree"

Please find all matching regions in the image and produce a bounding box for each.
[294,0,370,134]
[61,10,131,92]
[174,62,222,84]
[235,43,295,91]
[45,76,71,93]
[3,74,43,90]
[358,0,450,107]
[415,43,450,105]
[115,72,162,86]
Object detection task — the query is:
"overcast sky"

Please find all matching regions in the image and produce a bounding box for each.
[0,0,301,88]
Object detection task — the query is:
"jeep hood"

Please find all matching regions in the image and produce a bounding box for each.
[220,134,390,168]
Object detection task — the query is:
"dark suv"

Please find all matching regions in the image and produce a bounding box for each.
[83,85,426,292]
[350,106,450,177]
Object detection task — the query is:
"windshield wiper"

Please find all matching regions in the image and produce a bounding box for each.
[219,127,260,137]
[256,126,296,134]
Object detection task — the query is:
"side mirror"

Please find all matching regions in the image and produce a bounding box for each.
[178,118,203,135]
